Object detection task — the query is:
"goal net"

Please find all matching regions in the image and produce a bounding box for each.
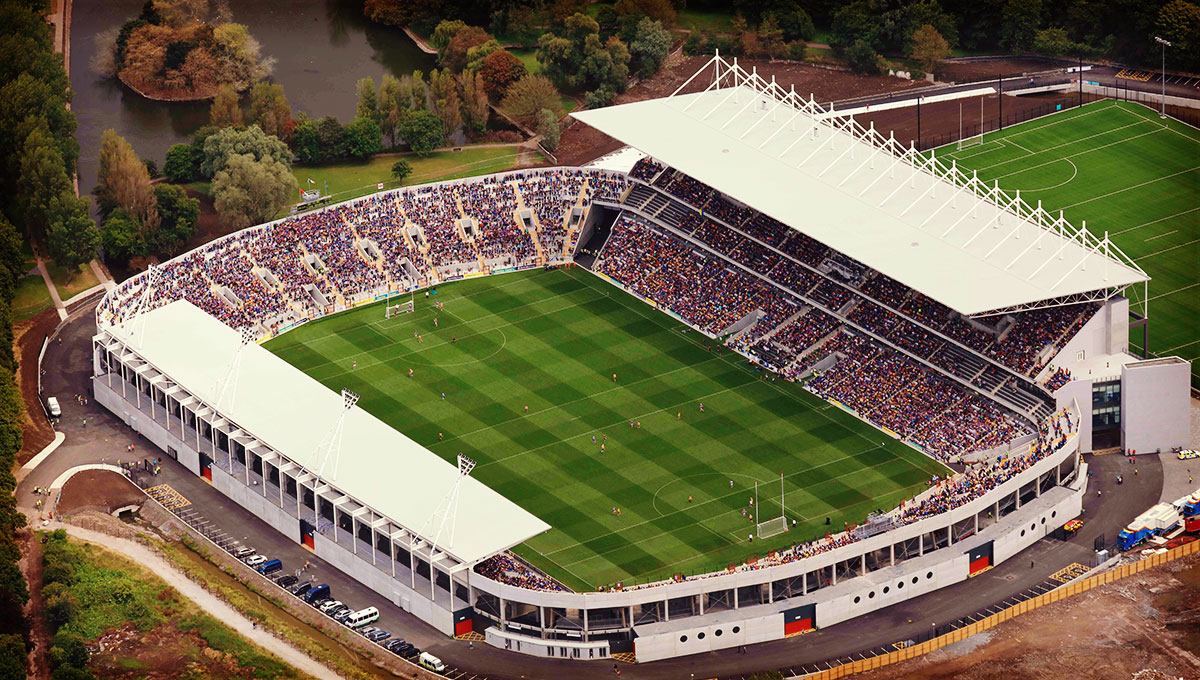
[755,474,789,539]
[385,300,414,318]
[757,515,788,539]
[957,132,985,151]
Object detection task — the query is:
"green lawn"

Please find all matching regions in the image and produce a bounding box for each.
[510,47,542,75]
[47,261,99,299]
[935,100,1200,386]
[291,145,532,206]
[265,267,948,591]
[13,274,52,322]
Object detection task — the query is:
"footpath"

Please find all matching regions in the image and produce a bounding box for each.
[28,514,342,680]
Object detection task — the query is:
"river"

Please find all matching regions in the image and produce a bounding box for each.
[71,0,434,196]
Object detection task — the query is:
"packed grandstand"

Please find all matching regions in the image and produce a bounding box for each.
[98,158,1096,596]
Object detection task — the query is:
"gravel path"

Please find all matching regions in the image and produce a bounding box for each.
[37,519,342,680]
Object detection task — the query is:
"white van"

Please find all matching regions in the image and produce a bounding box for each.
[46,397,61,418]
[344,606,379,628]
[418,652,444,672]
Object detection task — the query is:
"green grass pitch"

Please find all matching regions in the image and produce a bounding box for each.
[265,268,948,591]
[936,100,1200,386]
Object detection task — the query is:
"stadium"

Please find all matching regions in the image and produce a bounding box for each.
[91,57,1191,664]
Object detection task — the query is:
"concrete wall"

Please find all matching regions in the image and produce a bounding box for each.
[485,627,611,660]
[1122,357,1191,454]
[95,375,456,636]
[631,486,1085,662]
[1046,297,1128,376]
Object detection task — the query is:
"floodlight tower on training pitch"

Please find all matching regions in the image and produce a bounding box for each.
[418,453,476,600]
[311,389,360,525]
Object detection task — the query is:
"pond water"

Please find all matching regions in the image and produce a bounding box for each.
[71,0,434,194]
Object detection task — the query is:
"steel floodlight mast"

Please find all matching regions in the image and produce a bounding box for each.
[1155,36,1171,118]
[420,453,477,601]
[311,388,360,526]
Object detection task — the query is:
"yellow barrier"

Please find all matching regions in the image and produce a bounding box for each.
[801,540,1200,679]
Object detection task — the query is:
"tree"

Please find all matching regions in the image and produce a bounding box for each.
[442,26,493,72]
[398,110,445,156]
[428,70,463,136]
[316,116,348,160]
[614,0,677,26]
[246,82,292,139]
[480,50,527,100]
[431,19,469,52]
[780,8,816,42]
[344,117,383,160]
[1001,0,1043,51]
[759,13,787,59]
[458,70,490,137]
[391,160,412,183]
[910,24,951,72]
[210,22,273,90]
[212,153,298,230]
[630,18,672,78]
[1032,27,1077,58]
[584,86,616,108]
[209,84,243,127]
[48,631,89,671]
[45,196,100,274]
[1156,0,1200,70]
[18,126,75,240]
[845,39,883,74]
[465,39,502,72]
[537,109,561,150]
[0,633,26,680]
[200,125,291,178]
[355,77,379,123]
[43,583,79,628]
[151,184,198,254]
[501,75,564,125]
[537,14,631,93]
[830,2,879,52]
[163,143,195,182]
[100,208,145,264]
[378,74,404,147]
[289,119,322,164]
[95,129,159,231]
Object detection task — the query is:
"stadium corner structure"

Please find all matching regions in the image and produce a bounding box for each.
[92,56,1191,664]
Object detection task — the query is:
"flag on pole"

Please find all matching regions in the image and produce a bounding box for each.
[377,182,384,190]
[307,178,315,185]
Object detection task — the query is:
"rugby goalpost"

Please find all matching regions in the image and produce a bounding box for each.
[957,95,988,151]
[756,472,788,539]
[385,291,415,318]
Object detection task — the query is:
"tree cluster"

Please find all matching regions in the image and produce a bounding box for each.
[40,531,98,680]
[94,130,199,267]
[94,0,275,99]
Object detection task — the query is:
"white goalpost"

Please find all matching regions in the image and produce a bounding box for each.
[756,472,788,539]
[385,292,415,319]
[957,95,988,151]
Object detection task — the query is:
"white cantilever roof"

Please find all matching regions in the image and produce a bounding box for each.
[572,56,1148,316]
[103,300,549,566]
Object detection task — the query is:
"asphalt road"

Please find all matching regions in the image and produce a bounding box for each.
[19,300,1166,680]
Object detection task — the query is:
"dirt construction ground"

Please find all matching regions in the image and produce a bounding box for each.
[935,58,1072,83]
[854,551,1200,680]
[57,469,145,515]
[556,55,925,166]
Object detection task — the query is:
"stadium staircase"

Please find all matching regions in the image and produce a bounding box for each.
[509,179,547,263]
[617,180,1056,426]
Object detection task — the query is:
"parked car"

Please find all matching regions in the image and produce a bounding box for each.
[382,638,407,652]
[244,555,267,567]
[401,645,421,659]
[256,559,283,575]
[289,581,313,596]
[233,546,255,559]
[365,629,390,643]
[45,397,61,418]
[344,607,379,628]
[358,626,378,637]
[326,605,349,619]
[333,608,355,623]
[276,575,298,588]
[318,600,342,613]
[302,583,330,604]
